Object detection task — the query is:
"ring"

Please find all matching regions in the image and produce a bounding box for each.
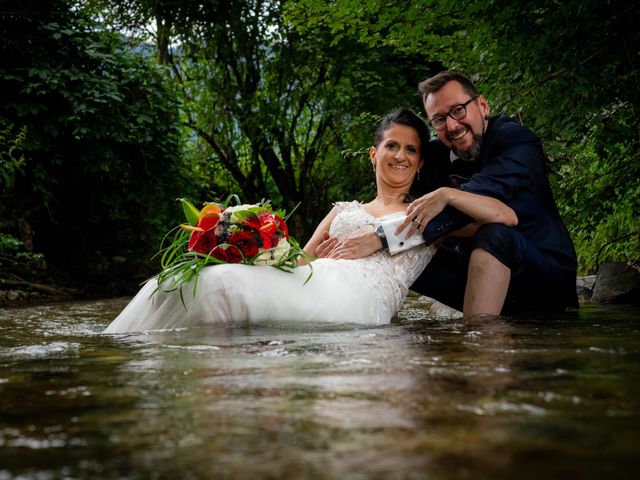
[413,219,420,226]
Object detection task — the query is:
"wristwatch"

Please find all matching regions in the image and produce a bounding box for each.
[375,224,389,249]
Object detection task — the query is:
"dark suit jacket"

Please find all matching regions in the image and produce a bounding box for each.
[413,115,578,299]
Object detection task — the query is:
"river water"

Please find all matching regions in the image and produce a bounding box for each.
[0,294,638,479]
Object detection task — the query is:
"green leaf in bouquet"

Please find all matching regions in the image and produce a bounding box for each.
[179,198,200,226]
[280,202,301,221]
[223,193,242,207]
[231,209,259,223]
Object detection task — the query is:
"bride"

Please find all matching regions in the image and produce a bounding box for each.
[104,108,516,333]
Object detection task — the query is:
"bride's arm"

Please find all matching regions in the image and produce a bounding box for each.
[309,189,518,261]
[316,189,517,261]
[299,206,338,265]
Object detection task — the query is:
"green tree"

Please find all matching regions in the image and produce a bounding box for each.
[95,0,437,238]
[0,0,186,288]
[286,0,640,273]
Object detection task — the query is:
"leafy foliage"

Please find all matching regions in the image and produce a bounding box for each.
[555,122,640,272]
[0,0,186,286]
[3,0,636,290]
[96,0,436,239]
[0,233,46,281]
[0,120,27,192]
[286,0,640,273]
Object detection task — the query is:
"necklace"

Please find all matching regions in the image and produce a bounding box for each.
[375,192,409,204]
[376,192,407,200]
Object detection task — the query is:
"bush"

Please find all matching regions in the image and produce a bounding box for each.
[0,0,189,289]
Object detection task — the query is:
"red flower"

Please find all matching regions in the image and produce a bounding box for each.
[188,214,220,253]
[224,245,243,263]
[254,212,278,249]
[211,245,242,263]
[208,246,225,262]
[189,230,217,255]
[228,230,260,259]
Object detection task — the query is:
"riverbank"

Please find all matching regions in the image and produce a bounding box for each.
[1,267,635,311]
[0,274,143,307]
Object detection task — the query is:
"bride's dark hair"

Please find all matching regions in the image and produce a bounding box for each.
[373,107,430,158]
[373,107,430,203]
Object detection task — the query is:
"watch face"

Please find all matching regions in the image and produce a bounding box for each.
[375,224,388,249]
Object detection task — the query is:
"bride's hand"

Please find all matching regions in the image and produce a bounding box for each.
[314,232,339,258]
[318,231,382,260]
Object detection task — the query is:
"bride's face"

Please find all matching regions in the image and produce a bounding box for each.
[370,124,423,189]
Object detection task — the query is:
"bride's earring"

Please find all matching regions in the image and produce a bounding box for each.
[417,170,420,181]
[372,163,376,172]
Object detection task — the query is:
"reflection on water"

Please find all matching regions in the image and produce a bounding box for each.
[0,295,639,479]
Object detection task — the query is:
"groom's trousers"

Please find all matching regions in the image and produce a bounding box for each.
[410,223,579,314]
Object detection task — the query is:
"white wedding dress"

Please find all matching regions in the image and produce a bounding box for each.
[104,202,435,333]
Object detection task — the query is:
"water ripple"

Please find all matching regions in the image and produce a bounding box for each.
[0,341,80,360]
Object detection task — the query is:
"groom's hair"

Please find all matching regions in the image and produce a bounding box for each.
[418,70,480,103]
[374,107,430,158]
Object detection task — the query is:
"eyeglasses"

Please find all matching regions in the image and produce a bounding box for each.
[428,96,480,131]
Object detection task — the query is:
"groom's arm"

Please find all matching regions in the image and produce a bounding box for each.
[314,207,471,260]
[317,193,515,259]
[420,207,474,245]
[400,187,518,242]
[314,208,469,259]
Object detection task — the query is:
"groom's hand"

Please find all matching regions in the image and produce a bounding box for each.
[397,189,448,237]
[316,230,382,260]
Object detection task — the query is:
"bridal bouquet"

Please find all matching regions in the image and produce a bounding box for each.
[156,196,307,293]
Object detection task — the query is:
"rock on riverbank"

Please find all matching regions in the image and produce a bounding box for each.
[588,262,640,304]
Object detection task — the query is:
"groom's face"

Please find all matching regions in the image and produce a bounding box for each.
[424,80,489,159]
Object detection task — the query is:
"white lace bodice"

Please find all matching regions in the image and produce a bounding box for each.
[321,201,435,321]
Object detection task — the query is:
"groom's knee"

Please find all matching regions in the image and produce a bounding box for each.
[470,223,524,271]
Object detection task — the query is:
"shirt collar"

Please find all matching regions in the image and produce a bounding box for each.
[449,150,476,163]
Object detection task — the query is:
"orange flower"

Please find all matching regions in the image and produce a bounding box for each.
[199,203,221,221]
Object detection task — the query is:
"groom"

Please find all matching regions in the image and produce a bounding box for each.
[403,70,579,316]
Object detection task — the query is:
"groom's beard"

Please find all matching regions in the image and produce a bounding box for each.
[452,134,483,162]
